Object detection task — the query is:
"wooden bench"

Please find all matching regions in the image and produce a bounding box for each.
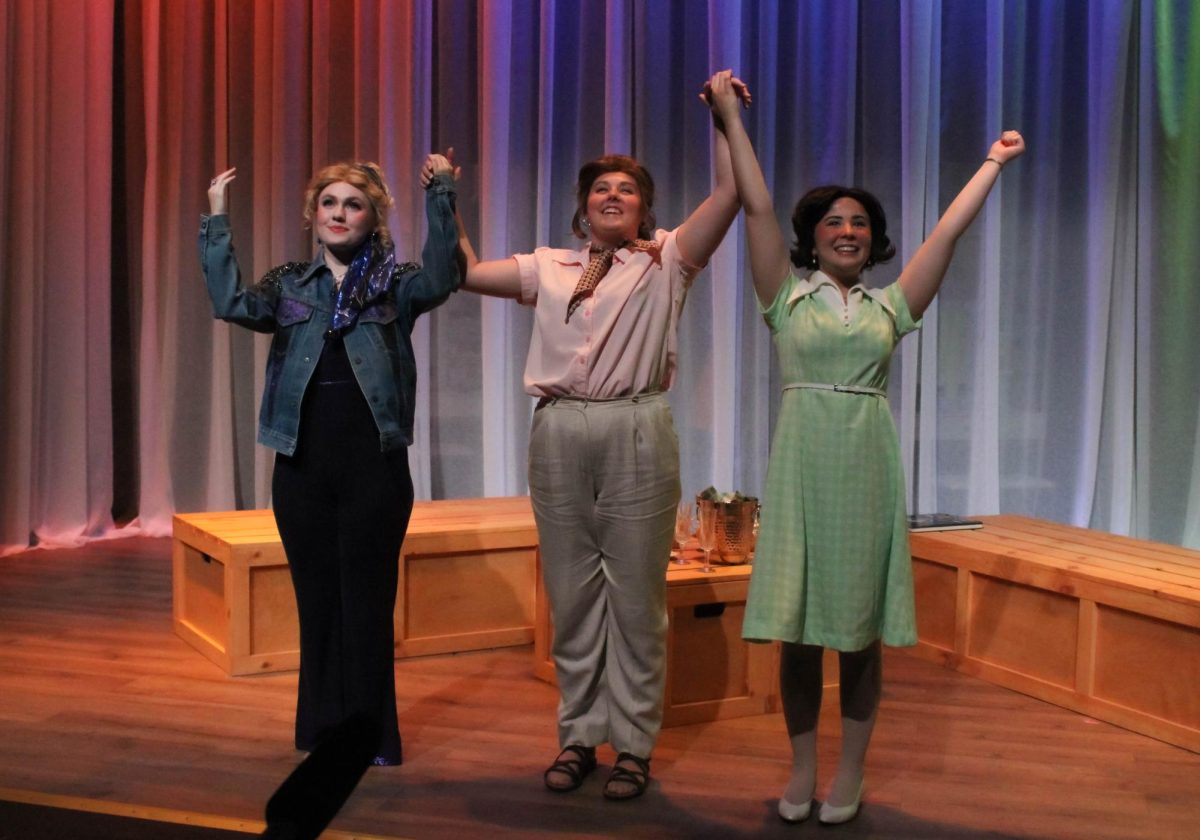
[534,552,781,728]
[909,515,1200,752]
[172,497,538,675]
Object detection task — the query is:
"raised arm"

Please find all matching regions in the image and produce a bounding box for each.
[403,153,466,316]
[708,74,791,307]
[898,131,1025,319]
[420,148,522,299]
[674,70,746,269]
[207,167,237,216]
[199,166,281,332]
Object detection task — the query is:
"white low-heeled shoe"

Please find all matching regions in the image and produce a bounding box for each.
[777,795,813,823]
[818,780,864,825]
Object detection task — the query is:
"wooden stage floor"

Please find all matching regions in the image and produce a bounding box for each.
[1,537,1197,839]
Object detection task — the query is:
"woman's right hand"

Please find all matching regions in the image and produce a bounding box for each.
[701,69,751,122]
[208,167,237,216]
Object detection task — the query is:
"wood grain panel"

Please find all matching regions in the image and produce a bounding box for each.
[967,574,1078,688]
[1094,606,1200,729]
[913,558,957,651]
[669,602,751,705]
[177,545,227,651]
[248,566,298,656]
[174,498,540,673]
[911,516,1200,751]
[399,547,536,655]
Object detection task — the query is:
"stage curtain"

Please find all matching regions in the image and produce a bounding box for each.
[1,0,1198,554]
[0,0,117,550]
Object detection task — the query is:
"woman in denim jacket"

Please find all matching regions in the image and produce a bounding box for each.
[199,156,460,766]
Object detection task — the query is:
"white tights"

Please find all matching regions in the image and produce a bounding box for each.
[779,640,881,806]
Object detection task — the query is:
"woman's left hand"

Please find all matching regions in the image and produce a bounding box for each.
[988,130,1026,166]
[421,148,460,189]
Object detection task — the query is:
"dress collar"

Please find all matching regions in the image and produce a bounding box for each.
[785,269,894,316]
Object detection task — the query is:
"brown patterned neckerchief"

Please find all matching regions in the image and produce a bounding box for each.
[565,239,660,323]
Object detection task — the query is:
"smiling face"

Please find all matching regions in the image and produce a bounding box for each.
[812,197,872,285]
[315,181,376,257]
[583,172,645,246]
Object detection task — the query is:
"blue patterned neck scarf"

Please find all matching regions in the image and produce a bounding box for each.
[327,233,396,337]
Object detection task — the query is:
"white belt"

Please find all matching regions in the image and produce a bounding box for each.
[783,382,887,397]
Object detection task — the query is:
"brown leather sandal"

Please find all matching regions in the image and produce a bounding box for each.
[602,752,651,800]
[543,744,597,792]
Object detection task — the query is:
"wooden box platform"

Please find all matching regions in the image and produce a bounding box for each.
[909,515,1200,752]
[173,497,538,675]
[534,553,780,728]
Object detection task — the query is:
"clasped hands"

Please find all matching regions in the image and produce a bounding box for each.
[703,69,753,121]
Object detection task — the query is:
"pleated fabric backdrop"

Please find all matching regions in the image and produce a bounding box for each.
[2,0,1198,554]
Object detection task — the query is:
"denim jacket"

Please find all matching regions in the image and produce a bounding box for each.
[198,174,460,455]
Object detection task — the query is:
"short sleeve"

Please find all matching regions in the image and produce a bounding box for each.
[760,269,801,334]
[513,252,539,305]
[659,228,702,289]
[884,282,921,338]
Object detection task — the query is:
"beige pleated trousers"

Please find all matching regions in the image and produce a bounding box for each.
[528,393,679,757]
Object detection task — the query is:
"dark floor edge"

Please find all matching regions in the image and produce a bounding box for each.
[0,788,412,840]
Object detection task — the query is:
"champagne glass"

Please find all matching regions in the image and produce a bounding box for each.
[696,502,718,573]
[748,503,760,563]
[672,501,694,565]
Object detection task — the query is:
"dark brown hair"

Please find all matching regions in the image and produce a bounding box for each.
[790,185,895,270]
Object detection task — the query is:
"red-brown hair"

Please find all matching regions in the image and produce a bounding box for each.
[570,154,656,240]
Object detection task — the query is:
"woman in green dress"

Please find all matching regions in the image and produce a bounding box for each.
[708,74,1024,825]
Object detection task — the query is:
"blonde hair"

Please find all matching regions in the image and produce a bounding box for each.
[302,161,395,254]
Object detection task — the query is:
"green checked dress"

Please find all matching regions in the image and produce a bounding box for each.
[743,270,920,651]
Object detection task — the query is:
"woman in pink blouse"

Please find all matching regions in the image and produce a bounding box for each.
[446,71,748,800]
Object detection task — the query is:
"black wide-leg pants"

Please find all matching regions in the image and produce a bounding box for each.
[272,363,412,765]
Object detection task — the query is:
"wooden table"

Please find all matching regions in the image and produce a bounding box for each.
[909,515,1200,752]
[173,497,539,675]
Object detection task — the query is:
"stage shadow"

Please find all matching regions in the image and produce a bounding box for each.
[260,712,376,840]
